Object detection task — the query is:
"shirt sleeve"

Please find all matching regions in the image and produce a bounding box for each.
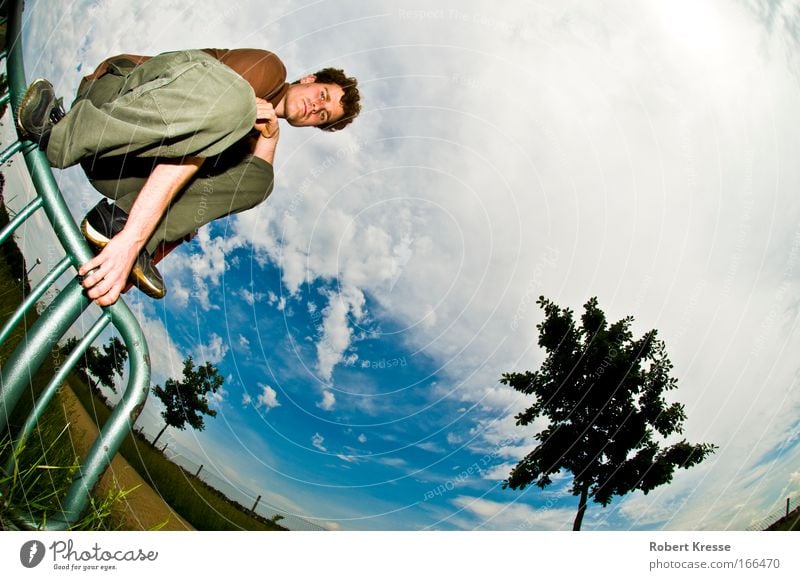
[202,48,289,106]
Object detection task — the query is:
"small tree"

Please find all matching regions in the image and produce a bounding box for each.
[501,296,716,530]
[90,336,127,393]
[61,336,128,394]
[151,356,224,446]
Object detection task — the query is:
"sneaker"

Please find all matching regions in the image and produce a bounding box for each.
[17,78,66,150]
[80,200,166,299]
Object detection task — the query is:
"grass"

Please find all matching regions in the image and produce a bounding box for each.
[766,506,800,532]
[0,421,130,531]
[69,378,286,531]
[0,198,126,529]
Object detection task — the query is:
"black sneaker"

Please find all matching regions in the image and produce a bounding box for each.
[80,200,166,299]
[17,78,66,150]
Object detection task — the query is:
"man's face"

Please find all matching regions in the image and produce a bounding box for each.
[283,75,345,127]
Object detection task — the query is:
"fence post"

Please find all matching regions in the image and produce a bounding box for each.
[195,464,203,478]
[252,495,261,513]
[787,498,791,518]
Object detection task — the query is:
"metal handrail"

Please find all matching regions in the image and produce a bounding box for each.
[0,0,152,530]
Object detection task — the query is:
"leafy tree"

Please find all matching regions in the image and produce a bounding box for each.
[0,72,7,121]
[0,176,31,295]
[501,296,716,530]
[61,335,128,394]
[90,336,127,393]
[151,356,224,446]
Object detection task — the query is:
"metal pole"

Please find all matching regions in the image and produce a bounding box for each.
[2,0,153,530]
[0,256,71,347]
[0,279,89,434]
[195,464,203,478]
[4,315,110,477]
[252,495,261,513]
[0,139,24,165]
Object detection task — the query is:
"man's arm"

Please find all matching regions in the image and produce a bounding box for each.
[78,157,204,306]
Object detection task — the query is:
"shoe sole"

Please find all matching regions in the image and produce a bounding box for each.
[17,78,53,139]
[80,217,166,299]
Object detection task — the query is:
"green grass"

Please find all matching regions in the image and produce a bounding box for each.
[0,198,124,529]
[0,420,129,531]
[766,507,800,531]
[69,378,286,531]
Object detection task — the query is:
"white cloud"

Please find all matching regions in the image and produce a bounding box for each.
[162,228,247,312]
[209,386,227,407]
[238,334,250,349]
[377,457,408,469]
[358,433,367,444]
[256,383,281,411]
[317,390,336,411]
[314,287,366,382]
[239,288,265,306]
[242,393,253,406]
[450,495,578,531]
[126,305,185,385]
[311,433,327,452]
[446,433,463,445]
[480,463,514,482]
[195,332,229,366]
[170,279,190,308]
[416,441,444,453]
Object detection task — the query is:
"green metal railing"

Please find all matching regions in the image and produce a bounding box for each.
[0,0,151,530]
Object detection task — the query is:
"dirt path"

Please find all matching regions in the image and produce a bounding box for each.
[58,385,193,531]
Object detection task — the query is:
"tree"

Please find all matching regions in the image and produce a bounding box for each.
[61,335,128,394]
[501,296,716,530]
[89,336,127,393]
[151,356,224,446]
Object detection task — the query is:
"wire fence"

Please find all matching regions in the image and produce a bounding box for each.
[160,448,326,532]
[746,496,798,531]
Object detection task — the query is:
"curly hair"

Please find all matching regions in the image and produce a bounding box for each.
[306,68,361,132]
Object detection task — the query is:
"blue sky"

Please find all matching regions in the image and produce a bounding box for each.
[4,0,800,530]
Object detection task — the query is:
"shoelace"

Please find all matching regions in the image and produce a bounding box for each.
[49,97,65,124]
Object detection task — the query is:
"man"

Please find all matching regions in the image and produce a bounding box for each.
[17,48,360,306]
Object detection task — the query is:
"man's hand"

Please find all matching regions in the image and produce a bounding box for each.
[255,98,279,139]
[77,157,204,307]
[253,98,280,164]
[78,232,140,306]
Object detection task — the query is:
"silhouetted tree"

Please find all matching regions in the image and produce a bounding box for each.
[0,176,31,294]
[151,356,224,446]
[0,73,8,125]
[501,296,716,530]
[61,335,128,394]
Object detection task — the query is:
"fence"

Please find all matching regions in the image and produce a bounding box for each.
[746,496,798,531]
[164,449,326,531]
[0,0,151,530]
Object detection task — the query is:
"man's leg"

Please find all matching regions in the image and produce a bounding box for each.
[142,153,275,254]
[83,150,274,255]
[45,50,257,168]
